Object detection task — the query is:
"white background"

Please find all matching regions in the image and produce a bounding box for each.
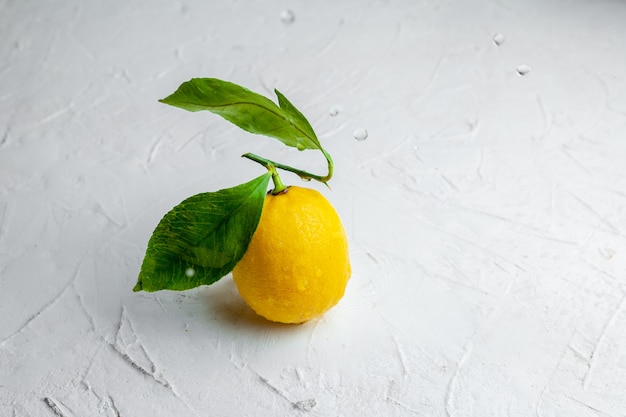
[2,0,626,416]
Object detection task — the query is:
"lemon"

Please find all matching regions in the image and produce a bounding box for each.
[232,186,351,324]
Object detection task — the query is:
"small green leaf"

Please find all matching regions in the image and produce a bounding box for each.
[274,89,321,149]
[134,173,271,292]
[159,78,322,152]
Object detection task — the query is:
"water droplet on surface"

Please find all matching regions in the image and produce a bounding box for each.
[280,9,295,24]
[516,64,531,76]
[353,128,368,141]
[329,105,340,117]
[296,142,306,151]
[493,33,505,46]
[185,267,196,277]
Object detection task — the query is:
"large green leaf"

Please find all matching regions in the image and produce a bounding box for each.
[134,173,271,292]
[159,78,322,151]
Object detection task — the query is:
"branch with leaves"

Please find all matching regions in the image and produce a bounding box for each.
[134,78,334,292]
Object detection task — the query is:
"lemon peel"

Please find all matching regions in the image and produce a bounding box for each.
[233,186,351,324]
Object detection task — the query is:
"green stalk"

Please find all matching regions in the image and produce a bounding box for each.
[268,164,287,194]
[242,149,334,194]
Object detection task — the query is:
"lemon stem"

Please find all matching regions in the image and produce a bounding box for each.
[242,150,334,191]
[269,165,287,195]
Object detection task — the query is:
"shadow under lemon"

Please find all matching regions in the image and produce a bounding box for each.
[202,276,315,332]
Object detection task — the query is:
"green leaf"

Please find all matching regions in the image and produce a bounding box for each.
[273,89,320,150]
[159,78,322,152]
[134,173,271,292]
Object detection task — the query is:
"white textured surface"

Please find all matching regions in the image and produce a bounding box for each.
[2,0,626,416]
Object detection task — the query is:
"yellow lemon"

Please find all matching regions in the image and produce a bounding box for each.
[232,186,351,324]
